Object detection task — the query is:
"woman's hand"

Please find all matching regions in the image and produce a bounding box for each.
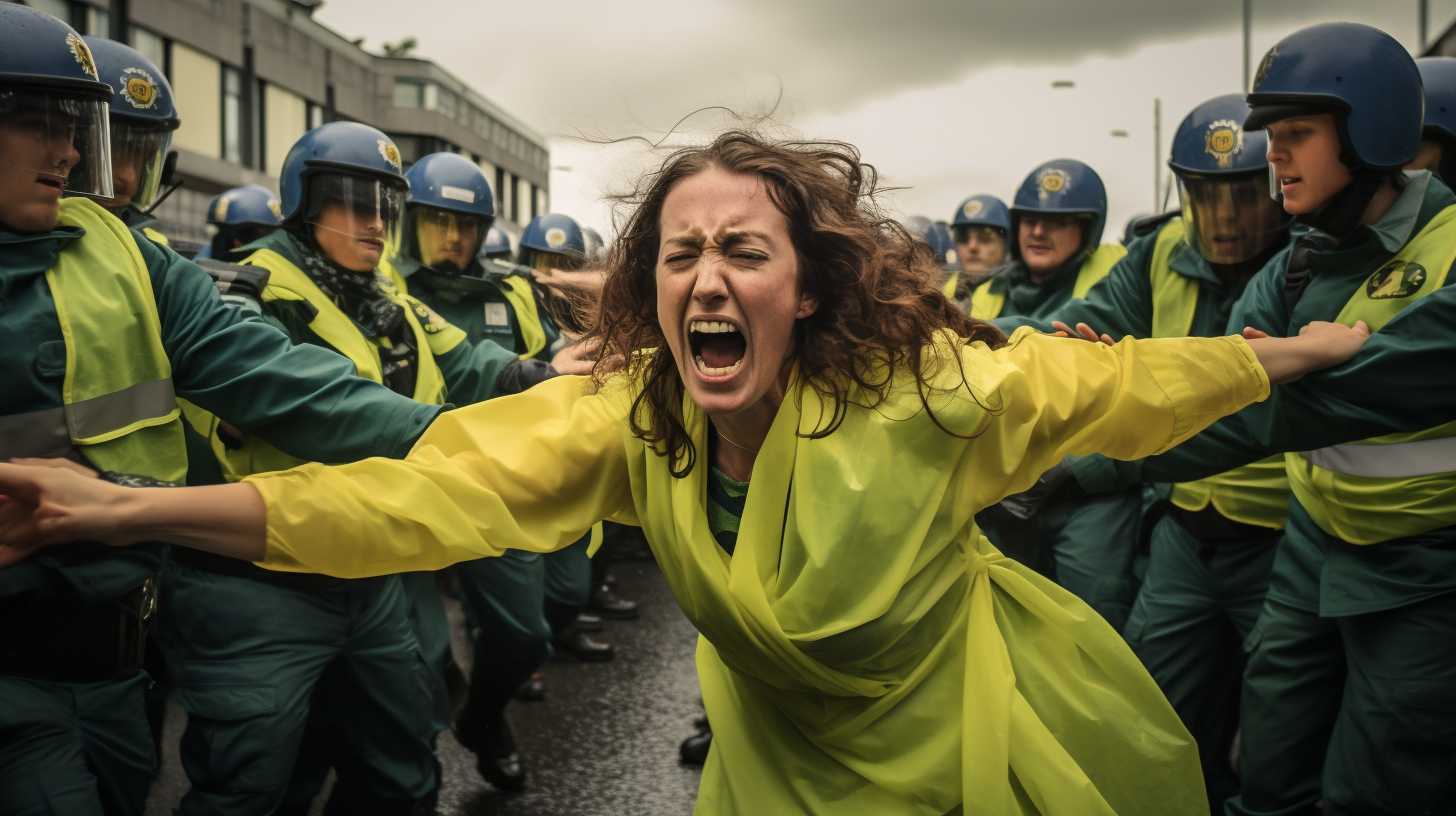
[1243,320,1371,384]
[0,458,137,567]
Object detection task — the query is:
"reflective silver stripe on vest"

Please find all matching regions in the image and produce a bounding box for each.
[64,378,177,440]
[0,406,78,459]
[1302,436,1456,479]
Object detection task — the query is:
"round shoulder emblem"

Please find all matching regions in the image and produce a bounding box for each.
[544,227,567,249]
[120,67,159,110]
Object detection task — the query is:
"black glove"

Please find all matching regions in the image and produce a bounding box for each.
[492,359,557,396]
[997,459,1084,521]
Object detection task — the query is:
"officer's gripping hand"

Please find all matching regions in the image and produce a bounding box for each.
[0,458,134,567]
[550,337,603,377]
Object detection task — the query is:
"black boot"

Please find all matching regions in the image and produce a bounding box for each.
[589,583,640,620]
[456,711,526,793]
[679,727,712,766]
[545,599,615,662]
[457,633,547,792]
[514,671,547,702]
[553,627,615,662]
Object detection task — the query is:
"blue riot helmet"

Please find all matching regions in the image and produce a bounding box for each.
[518,213,587,270]
[279,122,409,262]
[84,36,178,211]
[205,184,281,259]
[903,216,958,271]
[1168,93,1287,265]
[480,225,513,260]
[951,195,1011,234]
[403,152,495,273]
[950,195,1010,279]
[581,226,607,265]
[1415,57,1456,182]
[1245,23,1422,171]
[1009,159,1108,262]
[0,4,116,203]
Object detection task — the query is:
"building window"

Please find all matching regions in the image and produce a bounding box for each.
[437,89,457,119]
[86,4,110,36]
[222,65,244,164]
[307,102,324,130]
[26,0,72,22]
[393,78,425,109]
[130,27,168,76]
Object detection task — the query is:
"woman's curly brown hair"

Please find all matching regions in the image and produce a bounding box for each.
[588,130,1005,477]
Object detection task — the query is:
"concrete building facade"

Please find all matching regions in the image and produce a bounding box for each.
[13,0,549,244]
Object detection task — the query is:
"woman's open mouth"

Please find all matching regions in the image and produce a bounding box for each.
[687,318,746,379]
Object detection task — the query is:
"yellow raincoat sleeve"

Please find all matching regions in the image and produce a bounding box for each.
[960,327,1269,503]
[245,374,636,578]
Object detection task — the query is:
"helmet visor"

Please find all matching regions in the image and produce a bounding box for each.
[0,90,113,200]
[305,173,406,258]
[1178,174,1288,265]
[411,205,488,271]
[109,120,170,210]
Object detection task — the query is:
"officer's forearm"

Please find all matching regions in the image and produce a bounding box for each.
[121,483,267,563]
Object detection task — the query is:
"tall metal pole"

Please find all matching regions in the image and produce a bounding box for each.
[1153,97,1162,212]
[1242,0,1253,90]
[1420,0,1429,51]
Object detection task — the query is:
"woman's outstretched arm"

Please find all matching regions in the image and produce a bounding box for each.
[1,375,636,576]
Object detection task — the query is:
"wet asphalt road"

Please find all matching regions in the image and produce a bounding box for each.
[145,553,704,815]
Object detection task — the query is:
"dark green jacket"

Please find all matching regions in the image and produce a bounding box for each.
[0,225,441,602]
[1078,172,1456,613]
[998,219,1266,340]
[250,231,519,407]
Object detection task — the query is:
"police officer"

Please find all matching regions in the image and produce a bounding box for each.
[382,154,610,791]
[965,159,1138,628]
[0,7,448,814]
[968,158,1126,322]
[1408,57,1456,184]
[902,214,960,298]
[165,123,543,815]
[81,36,177,245]
[1011,94,1292,810]
[481,223,513,260]
[948,194,1010,301]
[1071,25,1456,816]
[201,184,282,261]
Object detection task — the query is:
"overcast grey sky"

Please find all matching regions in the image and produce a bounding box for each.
[318,0,1455,241]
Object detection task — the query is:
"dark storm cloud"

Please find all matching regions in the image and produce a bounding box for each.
[316,0,1420,135]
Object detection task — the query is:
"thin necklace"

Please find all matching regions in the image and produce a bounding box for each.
[713,425,761,453]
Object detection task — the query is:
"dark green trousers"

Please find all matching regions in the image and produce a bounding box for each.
[399,571,453,735]
[0,672,153,815]
[1123,514,1278,811]
[1226,507,1456,816]
[158,564,438,816]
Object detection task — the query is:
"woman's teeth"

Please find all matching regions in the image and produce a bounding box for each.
[690,319,737,333]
